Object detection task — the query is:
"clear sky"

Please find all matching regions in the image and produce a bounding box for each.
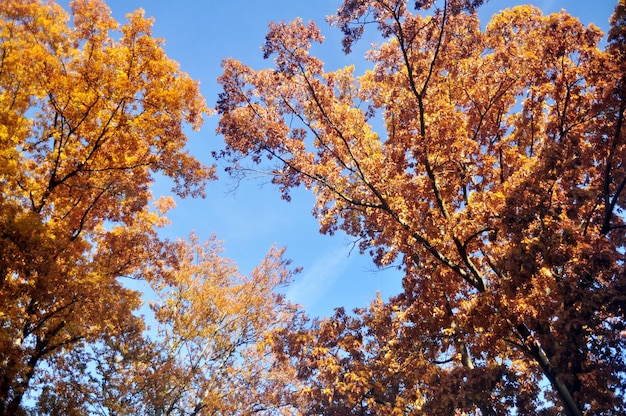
[56,0,618,318]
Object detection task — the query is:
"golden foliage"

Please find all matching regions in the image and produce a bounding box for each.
[1,0,303,413]
[217,1,626,414]
[0,1,291,414]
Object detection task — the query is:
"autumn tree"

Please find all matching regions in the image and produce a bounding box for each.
[0,0,213,413]
[138,237,303,416]
[216,0,626,414]
[30,235,304,416]
[1,1,307,415]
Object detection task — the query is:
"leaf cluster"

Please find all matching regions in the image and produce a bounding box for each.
[1,1,301,415]
[216,1,626,414]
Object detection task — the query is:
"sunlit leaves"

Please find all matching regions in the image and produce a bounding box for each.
[217,1,626,414]
[0,0,212,413]
[89,235,305,415]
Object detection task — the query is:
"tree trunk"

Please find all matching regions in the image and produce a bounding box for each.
[517,324,582,416]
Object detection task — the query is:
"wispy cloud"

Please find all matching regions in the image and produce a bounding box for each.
[286,244,352,311]
[540,0,558,12]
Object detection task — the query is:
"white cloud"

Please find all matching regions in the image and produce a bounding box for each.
[286,244,352,311]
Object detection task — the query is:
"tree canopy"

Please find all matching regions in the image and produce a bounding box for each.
[0,1,301,414]
[216,0,626,414]
[2,0,624,414]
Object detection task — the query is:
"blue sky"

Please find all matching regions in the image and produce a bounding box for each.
[57,0,618,318]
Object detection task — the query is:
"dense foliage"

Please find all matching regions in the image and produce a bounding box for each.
[0,1,300,414]
[217,0,626,414]
[2,0,624,414]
